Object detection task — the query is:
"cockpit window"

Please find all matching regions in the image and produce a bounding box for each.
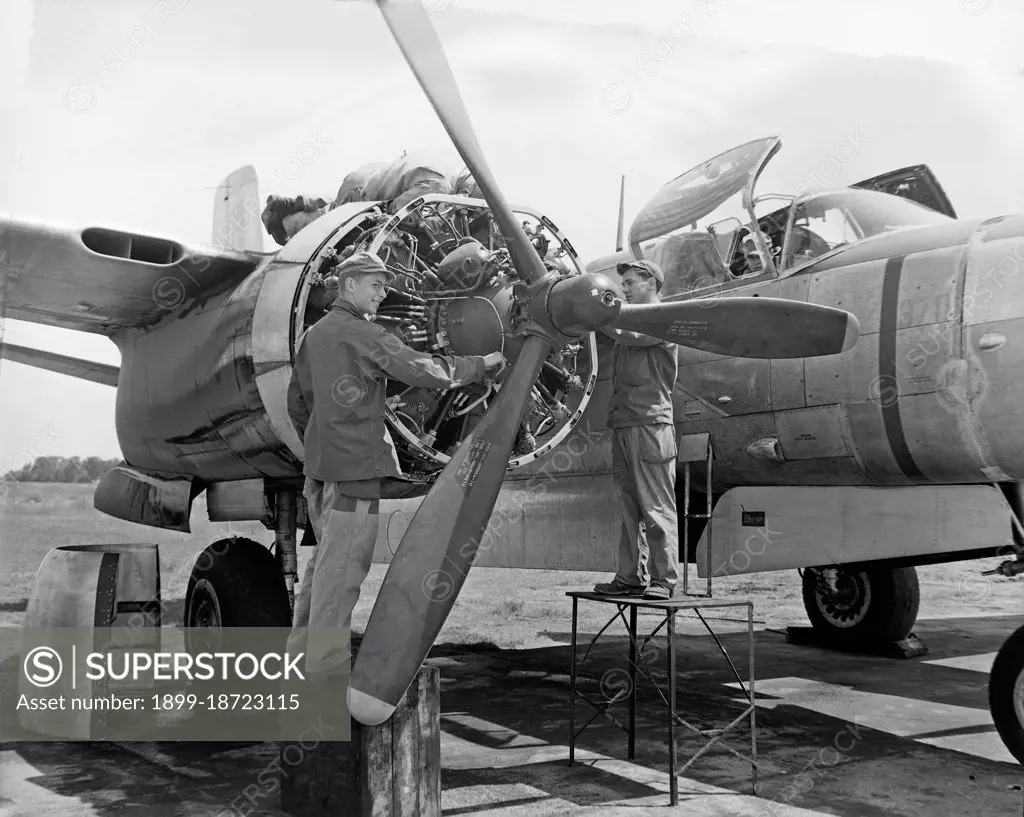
[787,200,860,266]
[675,182,957,286]
[782,189,954,271]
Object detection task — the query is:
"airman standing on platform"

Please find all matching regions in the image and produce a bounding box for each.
[594,259,680,601]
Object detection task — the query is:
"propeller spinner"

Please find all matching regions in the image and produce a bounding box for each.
[347,0,860,725]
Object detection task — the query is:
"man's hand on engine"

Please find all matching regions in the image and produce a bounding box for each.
[482,352,508,378]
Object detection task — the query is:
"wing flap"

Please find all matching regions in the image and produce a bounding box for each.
[0,216,266,335]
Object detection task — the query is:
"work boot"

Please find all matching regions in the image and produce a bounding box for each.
[643,584,672,601]
[593,578,647,597]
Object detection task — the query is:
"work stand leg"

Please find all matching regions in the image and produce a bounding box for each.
[568,603,646,759]
[668,608,758,781]
[569,596,577,766]
[565,595,760,807]
[749,602,758,794]
[667,610,677,807]
[628,606,637,759]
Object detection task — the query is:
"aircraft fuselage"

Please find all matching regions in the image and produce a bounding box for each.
[107,209,1024,500]
[672,214,1024,491]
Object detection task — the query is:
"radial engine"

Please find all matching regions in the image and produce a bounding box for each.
[292,194,600,485]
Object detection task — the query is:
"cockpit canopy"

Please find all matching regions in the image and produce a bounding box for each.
[720,187,957,280]
[598,136,959,300]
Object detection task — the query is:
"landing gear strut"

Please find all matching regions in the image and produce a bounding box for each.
[274,488,299,611]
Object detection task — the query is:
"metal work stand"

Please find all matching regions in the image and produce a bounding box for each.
[566,592,758,807]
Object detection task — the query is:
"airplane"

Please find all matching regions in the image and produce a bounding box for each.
[583,141,1024,763]
[1,0,1019,754]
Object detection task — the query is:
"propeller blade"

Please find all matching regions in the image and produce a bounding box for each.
[375,0,547,287]
[610,297,859,359]
[349,2,565,724]
[348,335,551,725]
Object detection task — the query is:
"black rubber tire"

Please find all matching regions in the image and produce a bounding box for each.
[802,565,920,646]
[181,537,293,713]
[183,537,292,644]
[989,621,1024,765]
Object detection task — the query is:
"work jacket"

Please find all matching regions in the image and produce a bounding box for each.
[287,300,487,482]
[602,328,678,429]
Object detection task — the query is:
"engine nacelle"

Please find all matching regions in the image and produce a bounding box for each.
[112,196,600,506]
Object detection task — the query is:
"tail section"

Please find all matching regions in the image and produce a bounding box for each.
[212,165,263,253]
[583,175,634,277]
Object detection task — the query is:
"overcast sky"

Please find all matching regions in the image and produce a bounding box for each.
[1,0,1022,467]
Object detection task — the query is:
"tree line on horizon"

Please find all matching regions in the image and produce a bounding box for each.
[2,455,122,484]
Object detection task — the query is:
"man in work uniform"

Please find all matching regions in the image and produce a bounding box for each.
[594,259,680,601]
[286,251,506,674]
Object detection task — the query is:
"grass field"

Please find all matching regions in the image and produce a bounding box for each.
[1,482,1020,647]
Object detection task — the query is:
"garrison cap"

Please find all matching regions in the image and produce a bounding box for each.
[616,258,664,285]
[334,251,397,286]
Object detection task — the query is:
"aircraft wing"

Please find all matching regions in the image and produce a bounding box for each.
[0,342,118,387]
[0,215,267,336]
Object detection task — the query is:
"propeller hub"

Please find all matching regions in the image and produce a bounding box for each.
[544,272,623,337]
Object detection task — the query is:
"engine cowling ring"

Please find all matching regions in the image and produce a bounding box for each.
[293,193,600,479]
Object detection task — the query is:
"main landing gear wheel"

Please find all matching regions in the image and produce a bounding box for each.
[989,622,1024,764]
[802,565,920,646]
[183,537,292,655]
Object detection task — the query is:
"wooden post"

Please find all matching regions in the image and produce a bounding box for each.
[280,665,441,817]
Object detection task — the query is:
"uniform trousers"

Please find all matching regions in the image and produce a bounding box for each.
[612,422,680,590]
[286,477,380,677]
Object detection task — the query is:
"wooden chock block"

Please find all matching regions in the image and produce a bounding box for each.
[280,664,441,817]
[785,626,928,659]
